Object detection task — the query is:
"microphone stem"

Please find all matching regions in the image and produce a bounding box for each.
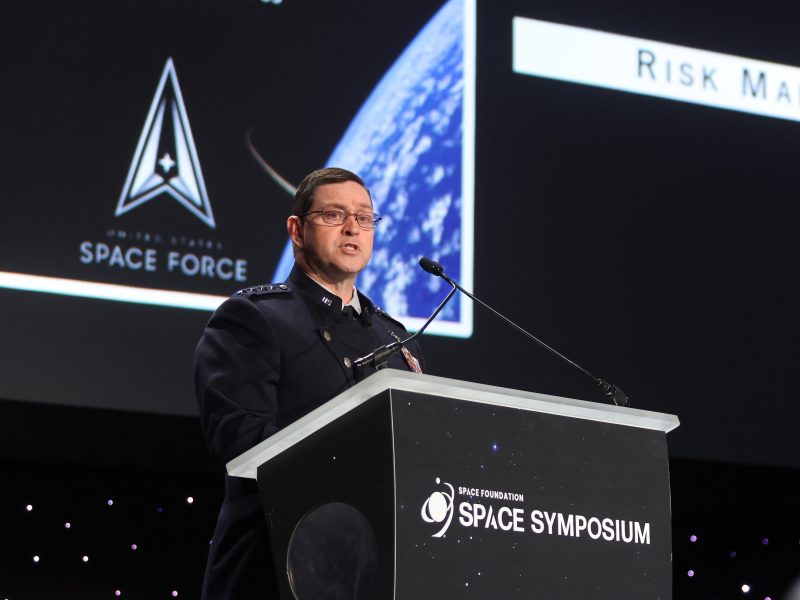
[443,275,599,384]
[419,257,628,406]
[405,283,457,343]
[355,281,458,369]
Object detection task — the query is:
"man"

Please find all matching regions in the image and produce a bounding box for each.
[195,167,425,599]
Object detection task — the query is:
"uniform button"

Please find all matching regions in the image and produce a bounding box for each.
[279,284,288,290]
[323,331,332,342]
[343,357,352,368]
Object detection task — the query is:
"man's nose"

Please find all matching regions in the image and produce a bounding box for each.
[341,213,361,234]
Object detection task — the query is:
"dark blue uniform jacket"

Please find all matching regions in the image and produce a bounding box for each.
[195,265,425,599]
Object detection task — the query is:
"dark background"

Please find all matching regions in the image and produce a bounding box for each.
[1,0,799,597]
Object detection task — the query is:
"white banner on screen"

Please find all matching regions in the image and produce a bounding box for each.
[0,271,224,311]
[513,16,800,123]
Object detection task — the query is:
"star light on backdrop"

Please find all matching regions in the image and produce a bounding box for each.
[3,457,798,598]
[2,462,213,599]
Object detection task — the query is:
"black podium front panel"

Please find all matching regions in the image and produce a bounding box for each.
[392,389,672,599]
[257,392,397,600]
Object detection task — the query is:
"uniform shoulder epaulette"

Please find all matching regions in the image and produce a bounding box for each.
[234,283,291,298]
[374,306,406,329]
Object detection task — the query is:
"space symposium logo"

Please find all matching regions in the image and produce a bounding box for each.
[420,477,652,545]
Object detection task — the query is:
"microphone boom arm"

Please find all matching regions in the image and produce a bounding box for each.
[353,279,458,370]
[420,258,629,407]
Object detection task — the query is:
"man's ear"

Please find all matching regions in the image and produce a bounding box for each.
[287,215,303,249]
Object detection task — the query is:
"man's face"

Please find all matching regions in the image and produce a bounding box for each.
[292,180,374,285]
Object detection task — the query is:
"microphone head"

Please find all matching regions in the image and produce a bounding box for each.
[419,257,444,276]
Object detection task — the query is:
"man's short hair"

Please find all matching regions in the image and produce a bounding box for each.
[292,167,370,216]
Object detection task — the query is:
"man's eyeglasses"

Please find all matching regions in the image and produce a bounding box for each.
[299,208,382,230]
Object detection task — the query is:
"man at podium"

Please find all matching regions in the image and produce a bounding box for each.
[194,167,425,599]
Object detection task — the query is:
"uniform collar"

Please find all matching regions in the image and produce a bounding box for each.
[289,265,372,316]
[344,289,362,314]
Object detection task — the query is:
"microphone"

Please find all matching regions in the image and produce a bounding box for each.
[419,256,444,276]
[353,266,458,370]
[418,257,629,407]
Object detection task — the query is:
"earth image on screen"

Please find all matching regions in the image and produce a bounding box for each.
[274,0,469,333]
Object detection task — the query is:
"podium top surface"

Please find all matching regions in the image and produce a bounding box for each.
[227,370,679,479]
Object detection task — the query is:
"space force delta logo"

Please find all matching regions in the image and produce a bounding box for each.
[117,57,215,229]
[421,478,651,546]
[78,58,248,283]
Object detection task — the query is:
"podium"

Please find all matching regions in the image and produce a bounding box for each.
[228,369,679,600]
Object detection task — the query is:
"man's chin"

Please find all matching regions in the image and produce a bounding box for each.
[307,260,368,283]
[334,254,370,274]
[335,261,368,276]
